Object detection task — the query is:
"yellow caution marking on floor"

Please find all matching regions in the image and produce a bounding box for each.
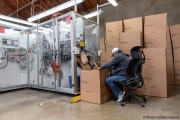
[70,96,81,103]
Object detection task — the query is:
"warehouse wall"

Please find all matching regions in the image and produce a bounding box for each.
[95,0,180,37]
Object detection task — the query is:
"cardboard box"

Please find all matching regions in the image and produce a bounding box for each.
[166,37,172,49]
[173,47,180,61]
[166,27,172,49]
[144,13,167,48]
[167,61,174,75]
[166,48,173,62]
[174,60,180,73]
[100,51,112,66]
[143,57,166,76]
[100,37,106,52]
[174,61,180,84]
[143,76,167,97]
[174,74,180,84]
[106,21,123,36]
[77,55,98,70]
[106,21,123,51]
[169,24,180,84]
[167,74,175,85]
[119,31,143,55]
[169,24,180,36]
[106,36,120,51]
[81,70,112,104]
[142,48,167,97]
[123,17,143,32]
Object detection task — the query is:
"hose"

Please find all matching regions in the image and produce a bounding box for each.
[0,52,8,69]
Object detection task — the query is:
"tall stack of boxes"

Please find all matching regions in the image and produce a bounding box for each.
[100,13,170,98]
[170,24,180,85]
[144,14,167,48]
[100,21,123,66]
[120,17,143,55]
[106,21,123,51]
[81,13,177,104]
[143,13,168,97]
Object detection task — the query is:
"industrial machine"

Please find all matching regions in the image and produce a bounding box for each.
[0,36,28,91]
[0,11,98,94]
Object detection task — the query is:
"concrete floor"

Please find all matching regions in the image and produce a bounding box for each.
[0,85,180,120]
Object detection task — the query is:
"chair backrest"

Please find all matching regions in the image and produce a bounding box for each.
[130,46,145,77]
[130,46,145,63]
[126,58,140,79]
[125,46,146,89]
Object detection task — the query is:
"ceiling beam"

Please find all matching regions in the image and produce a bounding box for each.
[0,2,11,15]
[9,0,40,16]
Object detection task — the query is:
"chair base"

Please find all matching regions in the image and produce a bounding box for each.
[119,90,146,107]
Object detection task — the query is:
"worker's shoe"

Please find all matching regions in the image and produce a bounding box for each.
[117,91,125,102]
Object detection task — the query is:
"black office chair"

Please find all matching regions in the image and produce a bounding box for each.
[114,46,146,107]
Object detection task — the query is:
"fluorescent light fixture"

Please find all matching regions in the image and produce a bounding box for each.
[0,20,29,30]
[108,0,118,6]
[84,10,102,18]
[59,28,70,32]
[0,14,37,26]
[28,0,83,22]
[38,27,53,32]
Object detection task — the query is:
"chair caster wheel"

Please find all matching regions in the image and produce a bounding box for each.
[128,98,132,101]
[141,103,145,107]
[143,97,147,102]
[120,102,124,106]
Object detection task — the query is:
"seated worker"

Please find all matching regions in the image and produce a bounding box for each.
[99,48,129,102]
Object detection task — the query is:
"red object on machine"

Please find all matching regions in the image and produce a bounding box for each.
[52,14,57,18]
[50,61,60,73]
[0,26,5,33]
[66,16,70,25]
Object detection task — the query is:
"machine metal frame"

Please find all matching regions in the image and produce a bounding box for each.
[0,11,98,94]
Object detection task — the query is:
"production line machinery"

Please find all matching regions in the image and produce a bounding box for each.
[0,11,99,94]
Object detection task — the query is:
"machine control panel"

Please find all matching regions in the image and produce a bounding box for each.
[0,37,18,48]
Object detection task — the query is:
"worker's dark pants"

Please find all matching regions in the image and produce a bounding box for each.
[106,76,127,96]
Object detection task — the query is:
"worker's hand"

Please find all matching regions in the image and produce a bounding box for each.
[97,67,101,70]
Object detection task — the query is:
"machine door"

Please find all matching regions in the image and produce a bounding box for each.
[28,21,56,89]
[55,15,74,93]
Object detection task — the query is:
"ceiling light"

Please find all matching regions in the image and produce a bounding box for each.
[0,20,29,30]
[38,27,53,32]
[59,28,70,32]
[108,0,118,6]
[84,10,102,19]
[28,0,83,22]
[0,14,37,26]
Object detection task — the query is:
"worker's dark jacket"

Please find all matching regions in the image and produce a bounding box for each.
[101,52,129,76]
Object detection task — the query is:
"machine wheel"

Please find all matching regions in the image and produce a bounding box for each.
[141,103,145,107]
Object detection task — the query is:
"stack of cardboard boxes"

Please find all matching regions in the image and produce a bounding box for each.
[100,21,123,66]
[121,17,143,55]
[170,24,180,85]
[143,13,168,98]
[81,13,177,104]
[100,13,170,98]
[106,21,123,51]
[100,18,143,65]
